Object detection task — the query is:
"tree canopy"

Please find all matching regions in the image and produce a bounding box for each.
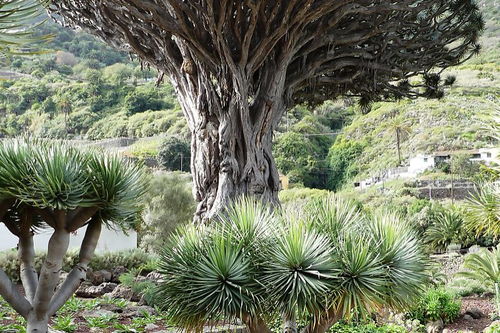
[51,0,483,105]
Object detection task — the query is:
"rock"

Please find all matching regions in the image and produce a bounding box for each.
[121,305,157,318]
[465,307,483,319]
[97,302,124,314]
[111,266,128,283]
[442,329,451,333]
[104,284,141,302]
[468,245,482,254]
[89,269,113,285]
[482,291,495,298]
[426,319,444,333]
[76,282,117,298]
[145,323,159,331]
[463,314,474,321]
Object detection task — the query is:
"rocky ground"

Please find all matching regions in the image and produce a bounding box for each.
[443,296,496,333]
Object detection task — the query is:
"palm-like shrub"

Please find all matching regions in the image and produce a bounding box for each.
[464,183,500,239]
[458,246,500,318]
[157,196,428,333]
[424,209,464,252]
[0,139,147,333]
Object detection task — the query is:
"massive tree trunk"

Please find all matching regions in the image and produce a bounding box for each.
[172,65,286,222]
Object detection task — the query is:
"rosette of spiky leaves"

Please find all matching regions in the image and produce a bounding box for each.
[0,139,33,201]
[425,209,465,251]
[333,232,387,319]
[0,139,91,210]
[86,151,148,228]
[216,196,275,249]
[157,223,263,330]
[260,221,337,318]
[458,246,500,287]
[0,0,51,57]
[464,183,500,239]
[368,211,427,310]
[306,194,365,241]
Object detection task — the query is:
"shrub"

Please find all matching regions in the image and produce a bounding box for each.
[139,172,195,252]
[424,208,466,252]
[407,288,461,324]
[458,246,500,318]
[447,278,487,297]
[156,196,428,332]
[327,138,364,191]
[157,136,191,172]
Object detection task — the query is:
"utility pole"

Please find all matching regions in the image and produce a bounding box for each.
[180,153,183,172]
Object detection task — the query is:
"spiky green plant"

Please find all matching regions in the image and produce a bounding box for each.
[0,0,50,57]
[458,246,500,318]
[464,183,500,239]
[0,138,148,333]
[424,209,464,252]
[156,196,428,333]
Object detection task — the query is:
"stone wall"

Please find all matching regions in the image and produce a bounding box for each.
[410,179,478,200]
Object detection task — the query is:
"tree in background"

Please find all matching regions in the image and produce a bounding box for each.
[386,115,412,166]
[0,139,147,332]
[158,136,191,172]
[328,139,365,191]
[51,0,484,222]
[140,172,195,252]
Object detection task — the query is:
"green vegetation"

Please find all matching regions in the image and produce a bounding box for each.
[157,137,191,172]
[407,288,461,324]
[139,172,195,252]
[0,249,153,282]
[458,246,500,318]
[156,196,427,332]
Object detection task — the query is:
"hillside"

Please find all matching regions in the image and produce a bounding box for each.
[334,68,499,183]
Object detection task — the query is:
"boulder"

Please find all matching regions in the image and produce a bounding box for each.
[104,284,141,302]
[80,309,117,318]
[121,305,157,318]
[465,307,483,319]
[426,319,444,333]
[111,266,128,283]
[76,282,117,298]
[463,314,474,321]
[89,269,113,285]
[145,323,159,331]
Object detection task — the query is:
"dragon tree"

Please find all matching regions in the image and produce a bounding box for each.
[51,0,483,222]
[0,139,147,333]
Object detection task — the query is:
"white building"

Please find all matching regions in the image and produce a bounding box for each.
[0,224,137,253]
[355,147,500,189]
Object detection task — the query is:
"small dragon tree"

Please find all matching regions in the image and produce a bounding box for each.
[0,139,147,333]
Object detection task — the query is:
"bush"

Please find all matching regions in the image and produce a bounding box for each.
[327,138,364,191]
[424,209,465,252]
[156,196,428,331]
[139,172,195,252]
[407,288,461,324]
[157,136,191,172]
[0,249,153,282]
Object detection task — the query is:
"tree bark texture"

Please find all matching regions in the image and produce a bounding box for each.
[174,66,285,222]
